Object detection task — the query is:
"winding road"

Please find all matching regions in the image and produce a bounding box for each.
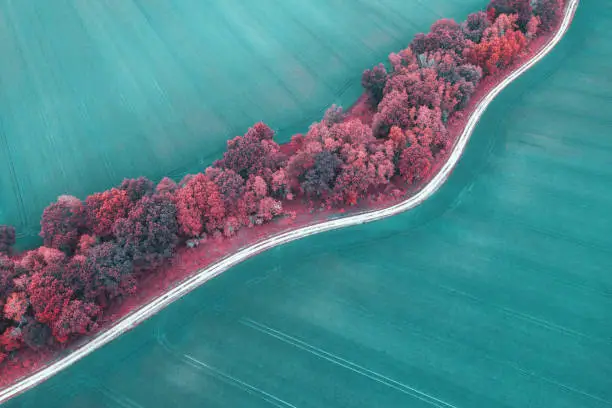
[0,0,579,403]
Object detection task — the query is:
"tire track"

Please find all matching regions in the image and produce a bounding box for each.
[241,318,458,408]
[155,330,297,408]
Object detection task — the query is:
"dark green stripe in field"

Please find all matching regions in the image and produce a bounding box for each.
[6,1,612,407]
[0,0,481,248]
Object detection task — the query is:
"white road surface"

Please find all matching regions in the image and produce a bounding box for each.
[0,0,579,402]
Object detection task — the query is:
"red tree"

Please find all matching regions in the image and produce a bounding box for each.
[28,267,73,326]
[206,168,245,209]
[465,14,528,75]
[0,327,22,352]
[175,174,226,237]
[398,141,434,184]
[85,188,131,237]
[51,300,101,343]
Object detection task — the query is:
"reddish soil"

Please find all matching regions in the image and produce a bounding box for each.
[0,21,563,390]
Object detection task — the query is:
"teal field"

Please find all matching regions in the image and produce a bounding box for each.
[0,0,484,248]
[5,1,612,407]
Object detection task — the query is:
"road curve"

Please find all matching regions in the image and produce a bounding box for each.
[0,0,579,402]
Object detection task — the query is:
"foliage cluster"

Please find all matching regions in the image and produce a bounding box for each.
[0,0,563,365]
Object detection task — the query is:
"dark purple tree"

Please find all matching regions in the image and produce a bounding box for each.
[361,64,388,107]
[0,226,15,255]
[214,123,284,179]
[411,19,467,57]
[0,255,15,300]
[461,11,491,43]
[113,194,179,271]
[68,243,135,302]
[456,64,483,84]
[323,104,345,126]
[40,196,87,254]
[533,0,563,31]
[206,167,245,209]
[487,0,534,31]
[301,151,343,198]
[120,177,154,202]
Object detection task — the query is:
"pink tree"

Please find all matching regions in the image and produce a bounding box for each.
[257,197,283,223]
[51,300,101,343]
[271,168,291,199]
[411,106,451,155]
[3,292,27,322]
[175,174,226,237]
[156,177,178,196]
[332,164,372,206]
[372,91,416,138]
[398,142,434,184]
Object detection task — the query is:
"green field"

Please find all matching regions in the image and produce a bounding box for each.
[0,0,484,248]
[5,1,612,407]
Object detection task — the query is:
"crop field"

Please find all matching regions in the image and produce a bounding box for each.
[0,0,484,248]
[5,1,612,408]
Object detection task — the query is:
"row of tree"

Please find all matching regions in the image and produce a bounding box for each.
[0,0,563,365]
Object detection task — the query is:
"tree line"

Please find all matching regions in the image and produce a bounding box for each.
[0,0,563,365]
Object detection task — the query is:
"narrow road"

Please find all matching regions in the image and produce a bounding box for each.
[0,0,579,402]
